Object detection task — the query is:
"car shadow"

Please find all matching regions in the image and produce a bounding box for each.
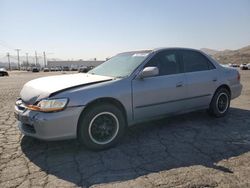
[21,107,250,187]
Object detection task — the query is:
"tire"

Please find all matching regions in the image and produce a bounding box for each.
[208,87,230,117]
[77,104,126,150]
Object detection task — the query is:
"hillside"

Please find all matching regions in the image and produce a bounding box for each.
[200,48,219,56]
[202,45,250,65]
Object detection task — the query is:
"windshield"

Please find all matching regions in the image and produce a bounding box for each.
[88,51,152,78]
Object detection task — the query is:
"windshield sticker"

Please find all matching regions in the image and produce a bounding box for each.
[132,53,149,57]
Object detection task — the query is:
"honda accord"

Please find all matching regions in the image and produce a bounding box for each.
[15,48,242,150]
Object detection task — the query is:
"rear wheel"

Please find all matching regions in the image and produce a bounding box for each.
[78,104,126,150]
[208,87,230,117]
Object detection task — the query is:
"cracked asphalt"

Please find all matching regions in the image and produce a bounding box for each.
[0,70,250,188]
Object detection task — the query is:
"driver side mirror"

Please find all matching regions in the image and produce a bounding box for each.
[138,66,159,79]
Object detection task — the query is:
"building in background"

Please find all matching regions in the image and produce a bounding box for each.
[47,60,104,68]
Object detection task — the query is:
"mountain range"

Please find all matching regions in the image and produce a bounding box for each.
[201,45,250,65]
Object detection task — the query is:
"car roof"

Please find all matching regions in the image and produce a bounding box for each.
[153,47,202,53]
[119,47,202,55]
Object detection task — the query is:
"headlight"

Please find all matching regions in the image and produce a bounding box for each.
[27,98,68,112]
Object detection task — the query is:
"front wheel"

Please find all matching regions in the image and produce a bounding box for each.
[77,104,126,150]
[208,88,230,117]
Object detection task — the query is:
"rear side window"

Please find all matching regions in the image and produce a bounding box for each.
[182,50,215,73]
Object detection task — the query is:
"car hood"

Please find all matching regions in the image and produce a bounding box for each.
[20,73,113,104]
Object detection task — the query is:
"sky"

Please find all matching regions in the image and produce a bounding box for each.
[0,0,250,61]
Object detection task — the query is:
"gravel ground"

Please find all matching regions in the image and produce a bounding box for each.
[0,70,250,188]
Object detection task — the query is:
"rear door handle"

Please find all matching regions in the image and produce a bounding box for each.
[212,78,218,82]
[176,82,183,87]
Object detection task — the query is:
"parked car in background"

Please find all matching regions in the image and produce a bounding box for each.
[62,66,70,71]
[78,66,94,73]
[43,67,50,72]
[55,67,62,71]
[15,48,242,150]
[70,66,78,71]
[0,68,9,76]
[50,67,56,72]
[248,63,250,70]
[71,67,78,71]
[78,66,89,73]
[229,63,239,68]
[32,67,39,72]
[240,63,249,70]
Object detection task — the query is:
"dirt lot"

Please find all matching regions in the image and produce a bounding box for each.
[0,70,250,188]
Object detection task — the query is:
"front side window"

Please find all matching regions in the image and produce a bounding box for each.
[146,50,180,76]
[182,50,214,73]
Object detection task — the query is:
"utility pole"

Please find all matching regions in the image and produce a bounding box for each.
[26,53,29,64]
[35,51,38,66]
[43,51,47,67]
[26,53,29,70]
[15,49,21,70]
[7,52,11,71]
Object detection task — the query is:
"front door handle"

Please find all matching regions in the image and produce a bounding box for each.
[176,82,183,87]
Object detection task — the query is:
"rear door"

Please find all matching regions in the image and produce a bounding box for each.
[132,50,188,121]
[180,50,218,110]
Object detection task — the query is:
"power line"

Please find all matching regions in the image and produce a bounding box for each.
[0,40,15,50]
[8,55,18,60]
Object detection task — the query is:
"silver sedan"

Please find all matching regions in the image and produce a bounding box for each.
[15,48,242,150]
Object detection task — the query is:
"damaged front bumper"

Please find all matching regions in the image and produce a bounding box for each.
[14,99,84,141]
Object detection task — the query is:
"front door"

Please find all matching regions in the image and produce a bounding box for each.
[132,50,187,121]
